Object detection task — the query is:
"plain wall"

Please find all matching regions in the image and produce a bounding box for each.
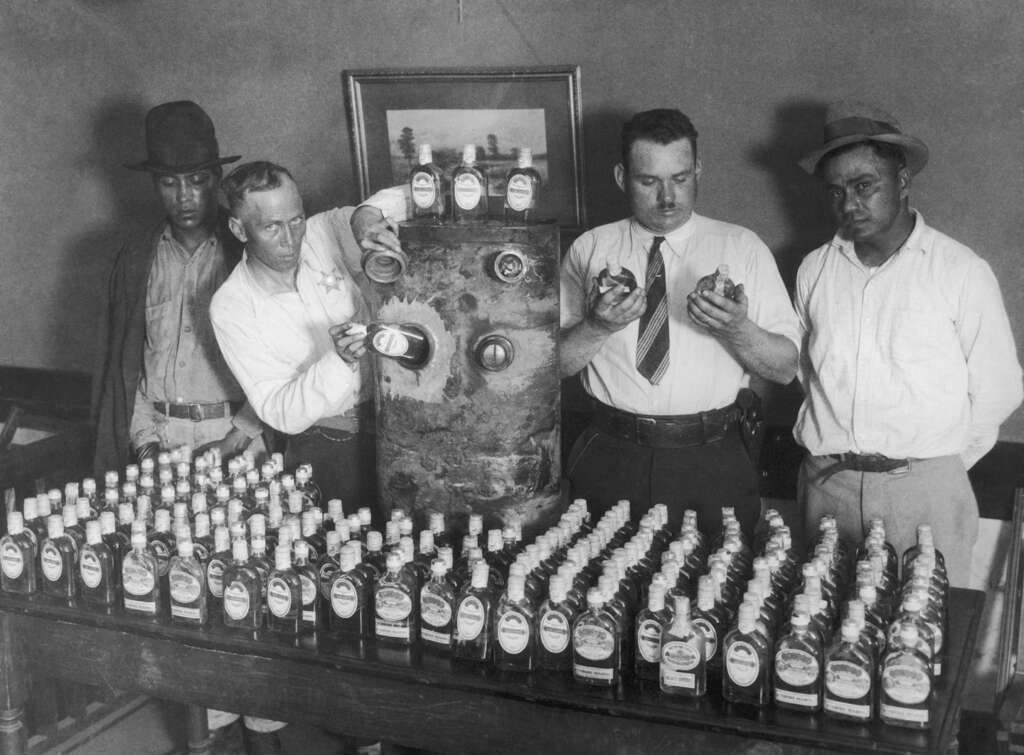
[2,0,1022,436]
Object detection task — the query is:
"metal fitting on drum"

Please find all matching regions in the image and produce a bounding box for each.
[362,247,409,284]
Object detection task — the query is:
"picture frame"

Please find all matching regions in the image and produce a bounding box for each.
[343,66,586,231]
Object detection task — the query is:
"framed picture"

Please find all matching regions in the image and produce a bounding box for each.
[343,66,586,231]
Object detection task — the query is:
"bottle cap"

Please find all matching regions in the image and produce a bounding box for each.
[99,511,116,535]
[840,618,860,642]
[358,507,372,526]
[131,532,147,550]
[294,540,309,562]
[461,144,476,164]
[468,513,483,536]
[194,512,210,538]
[516,147,532,168]
[154,509,171,532]
[470,561,489,588]
[178,539,194,559]
[417,143,433,164]
[586,587,605,608]
[430,558,448,577]
[275,545,292,571]
[214,526,230,552]
[385,551,403,572]
[85,519,102,545]
[507,574,525,601]
[22,498,37,521]
[339,546,357,572]
[899,622,920,646]
[327,499,343,520]
[791,611,810,628]
[6,511,24,535]
[367,531,383,551]
[232,539,249,562]
[62,504,77,527]
[385,520,400,544]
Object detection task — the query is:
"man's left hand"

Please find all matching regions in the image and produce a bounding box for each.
[351,206,402,256]
[686,283,750,341]
[193,426,253,462]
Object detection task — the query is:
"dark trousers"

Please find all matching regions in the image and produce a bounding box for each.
[566,421,761,537]
[285,426,377,515]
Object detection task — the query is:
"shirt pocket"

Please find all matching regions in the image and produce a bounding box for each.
[144,299,176,347]
[889,307,958,366]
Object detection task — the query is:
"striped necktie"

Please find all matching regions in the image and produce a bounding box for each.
[636,236,669,385]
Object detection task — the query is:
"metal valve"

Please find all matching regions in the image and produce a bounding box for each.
[474,335,515,371]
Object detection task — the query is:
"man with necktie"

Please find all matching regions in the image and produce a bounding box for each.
[560,108,799,534]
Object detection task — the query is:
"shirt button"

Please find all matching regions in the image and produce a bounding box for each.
[184,326,192,333]
[179,361,186,367]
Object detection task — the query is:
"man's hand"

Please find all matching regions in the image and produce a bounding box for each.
[587,281,647,333]
[193,427,253,462]
[687,283,750,342]
[135,441,160,465]
[330,322,369,365]
[350,206,402,256]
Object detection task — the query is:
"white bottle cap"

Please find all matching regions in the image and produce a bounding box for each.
[462,144,477,164]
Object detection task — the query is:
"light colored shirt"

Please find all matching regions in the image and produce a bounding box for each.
[561,215,801,415]
[793,211,1023,468]
[210,207,371,435]
[131,227,260,446]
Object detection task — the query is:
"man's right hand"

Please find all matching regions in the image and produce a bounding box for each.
[587,282,646,333]
[329,322,368,365]
[135,441,160,464]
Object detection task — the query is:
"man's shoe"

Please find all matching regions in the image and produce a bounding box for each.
[209,719,246,755]
[244,728,285,755]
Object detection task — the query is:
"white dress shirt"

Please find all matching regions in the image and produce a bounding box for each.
[793,211,1023,468]
[561,214,800,415]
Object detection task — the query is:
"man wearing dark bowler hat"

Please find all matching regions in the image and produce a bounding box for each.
[92,100,264,475]
[794,101,1022,586]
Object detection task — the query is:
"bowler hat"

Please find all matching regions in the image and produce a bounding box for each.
[126,100,241,173]
[799,101,929,175]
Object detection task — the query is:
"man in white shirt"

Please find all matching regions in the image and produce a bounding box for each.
[794,101,1023,585]
[561,108,800,535]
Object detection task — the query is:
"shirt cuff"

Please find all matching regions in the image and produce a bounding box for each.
[231,402,263,439]
[358,185,410,222]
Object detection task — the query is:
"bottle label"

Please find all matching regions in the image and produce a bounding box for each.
[80,549,103,589]
[122,561,155,595]
[574,663,614,683]
[539,610,570,654]
[371,329,411,359]
[206,559,225,598]
[421,592,453,628]
[776,688,819,708]
[456,596,485,640]
[124,596,157,614]
[692,617,718,660]
[41,542,63,582]
[376,586,412,622]
[775,648,820,686]
[662,639,701,672]
[376,618,410,640]
[331,578,359,619]
[223,581,251,620]
[825,660,872,699]
[421,627,451,645]
[661,667,696,690]
[170,570,201,604]
[300,574,317,606]
[882,663,931,704]
[453,173,483,210]
[505,174,535,212]
[497,611,530,654]
[725,640,760,687]
[824,698,871,719]
[1,541,24,580]
[267,577,294,618]
[573,624,615,661]
[172,604,201,621]
[880,702,929,723]
[636,619,662,663]
[411,172,438,209]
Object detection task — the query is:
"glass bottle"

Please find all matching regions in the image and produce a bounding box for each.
[122,532,161,617]
[660,594,707,696]
[535,575,578,672]
[879,622,933,729]
[451,144,488,222]
[452,562,494,663]
[248,533,272,619]
[40,514,77,599]
[148,509,175,596]
[493,574,535,672]
[772,611,823,712]
[410,143,447,221]
[222,539,263,630]
[79,519,117,607]
[503,147,542,223]
[23,497,48,548]
[633,581,671,681]
[330,544,371,637]
[722,601,771,707]
[169,539,207,627]
[61,503,85,553]
[572,588,621,687]
[823,618,875,723]
[292,540,322,630]
[267,544,301,634]
[318,530,344,603]
[204,526,231,621]
[420,558,456,652]
[374,550,417,645]
[1,511,37,594]
[691,574,729,677]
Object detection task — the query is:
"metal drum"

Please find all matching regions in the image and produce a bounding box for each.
[364,220,560,537]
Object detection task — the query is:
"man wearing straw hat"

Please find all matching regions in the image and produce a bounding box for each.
[93,100,263,474]
[793,101,1022,585]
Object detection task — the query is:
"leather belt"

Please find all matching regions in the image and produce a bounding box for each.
[816,452,912,483]
[590,400,741,449]
[153,400,242,422]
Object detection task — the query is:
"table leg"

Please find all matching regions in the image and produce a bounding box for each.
[0,614,26,755]
[187,704,213,755]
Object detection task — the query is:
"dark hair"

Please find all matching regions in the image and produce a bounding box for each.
[817,140,906,176]
[222,161,294,215]
[621,109,698,168]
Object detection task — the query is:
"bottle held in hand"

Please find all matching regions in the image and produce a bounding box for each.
[694,265,738,300]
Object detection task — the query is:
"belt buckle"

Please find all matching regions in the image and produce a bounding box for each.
[635,416,657,446]
[188,403,204,422]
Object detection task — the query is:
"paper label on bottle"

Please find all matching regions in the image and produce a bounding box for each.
[574,663,614,682]
[824,698,870,719]
[775,648,820,686]
[172,604,201,620]
[453,173,483,210]
[1,541,24,580]
[122,561,155,595]
[411,172,438,209]
[662,639,701,671]
[636,619,663,663]
[376,619,410,640]
[124,597,157,614]
[505,174,535,211]
[882,662,931,704]
[725,640,760,687]
[421,592,453,628]
[661,667,696,690]
[421,627,451,645]
[540,610,571,654]
[267,577,294,618]
[880,702,929,723]
[376,586,412,622]
[223,581,251,620]
[206,559,225,598]
[300,574,317,606]
[776,689,819,708]
[331,578,359,619]
[79,549,103,589]
[41,542,63,582]
[456,596,485,640]
[692,617,718,660]
[825,660,872,699]
[573,623,615,661]
[170,570,201,604]
[371,328,411,359]
[497,611,530,654]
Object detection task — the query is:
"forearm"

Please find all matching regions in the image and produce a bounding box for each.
[559,318,613,378]
[722,322,798,385]
[230,401,263,439]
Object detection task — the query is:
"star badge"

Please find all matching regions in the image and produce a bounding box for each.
[315,266,345,294]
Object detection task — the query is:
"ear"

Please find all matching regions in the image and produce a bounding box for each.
[228,216,247,244]
[614,162,626,193]
[695,157,704,178]
[897,166,911,199]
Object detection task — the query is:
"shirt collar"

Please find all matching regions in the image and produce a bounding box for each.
[630,212,700,255]
[830,209,928,264]
[160,223,219,255]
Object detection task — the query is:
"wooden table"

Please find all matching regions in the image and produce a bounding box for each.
[0,588,983,755]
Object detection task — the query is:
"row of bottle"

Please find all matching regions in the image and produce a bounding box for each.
[409,144,542,224]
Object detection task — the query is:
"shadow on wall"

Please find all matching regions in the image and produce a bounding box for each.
[580,107,633,230]
[55,96,154,383]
